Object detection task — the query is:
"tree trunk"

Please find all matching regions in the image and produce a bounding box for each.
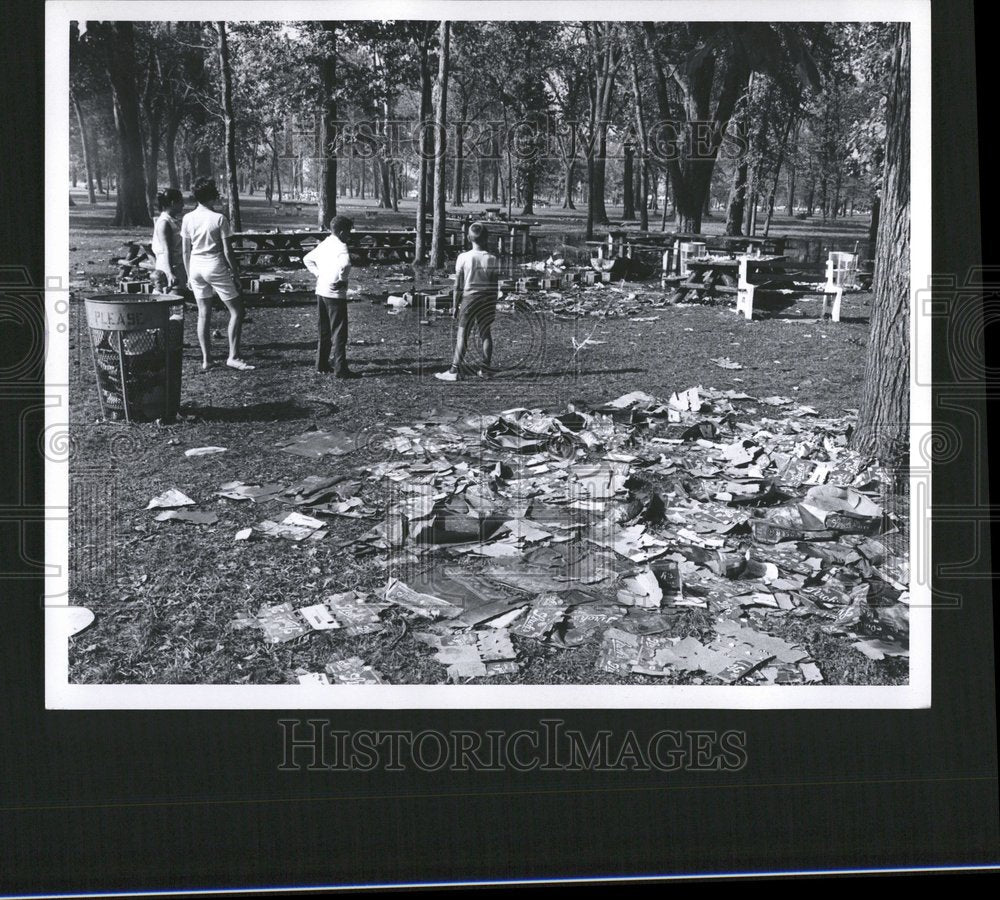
[763,111,796,237]
[853,25,910,467]
[429,21,450,269]
[317,24,338,228]
[165,112,182,189]
[144,114,161,215]
[103,23,149,226]
[726,148,748,236]
[522,167,535,215]
[589,126,610,227]
[72,94,97,204]
[215,22,241,230]
[452,119,464,207]
[622,144,635,220]
[414,34,433,264]
[804,176,815,216]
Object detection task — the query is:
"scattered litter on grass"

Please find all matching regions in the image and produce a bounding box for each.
[278,427,356,458]
[185,446,227,457]
[145,489,195,509]
[153,509,219,525]
[216,380,907,684]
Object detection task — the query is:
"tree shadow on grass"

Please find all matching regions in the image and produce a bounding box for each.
[183,399,334,422]
[517,366,647,379]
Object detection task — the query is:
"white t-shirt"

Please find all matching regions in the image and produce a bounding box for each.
[303,234,352,299]
[181,205,231,261]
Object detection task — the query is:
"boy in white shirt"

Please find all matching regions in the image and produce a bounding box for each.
[303,215,360,379]
[435,223,500,382]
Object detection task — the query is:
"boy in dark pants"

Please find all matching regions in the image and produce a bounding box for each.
[304,215,360,379]
[435,223,500,382]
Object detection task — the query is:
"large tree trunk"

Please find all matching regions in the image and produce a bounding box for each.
[216,22,241,230]
[103,23,149,226]
[429,21,450,269]
[72,94,97,205]
[643,24,744,234]
[522,167,535,215]
[317,24,338,228]
[414,32,433,263]
[853,25,910,467]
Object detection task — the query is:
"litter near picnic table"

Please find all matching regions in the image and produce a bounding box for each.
[184,446,227,457]
[710,357,743,370]
[145,488,195,509]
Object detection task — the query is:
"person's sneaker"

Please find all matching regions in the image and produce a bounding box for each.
[335,370,362,380]
[477,366,497,379]
[434,369,459,382]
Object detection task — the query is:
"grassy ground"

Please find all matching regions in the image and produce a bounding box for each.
[66,192,903,686]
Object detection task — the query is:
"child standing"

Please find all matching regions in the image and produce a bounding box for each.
[303,215,360,379]
[435,223,500,382]
[150,188,186,294]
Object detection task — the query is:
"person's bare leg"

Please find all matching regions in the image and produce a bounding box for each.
[223,296,245,361]
[196,296,213,368]
[481,326,493,370]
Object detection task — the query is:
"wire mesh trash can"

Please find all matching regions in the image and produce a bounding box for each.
[84,293,185,423]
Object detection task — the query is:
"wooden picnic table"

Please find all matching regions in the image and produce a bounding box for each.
[229,228,417,268]
[673,232,787,257]
[671,254,788,303]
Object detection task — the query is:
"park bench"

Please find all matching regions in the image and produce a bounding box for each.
[735,252,861,321]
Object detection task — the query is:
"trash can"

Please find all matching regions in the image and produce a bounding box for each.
[84,293,185,423]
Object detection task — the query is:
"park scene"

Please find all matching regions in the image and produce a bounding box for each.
[66,19,912,688]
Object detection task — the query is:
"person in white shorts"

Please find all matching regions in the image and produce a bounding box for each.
[181,177,254,371]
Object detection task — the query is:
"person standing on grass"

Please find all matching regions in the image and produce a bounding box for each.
[181,177,254,371]
[150,188,187,295]
[435,222,500,382]
[303,215,361,379]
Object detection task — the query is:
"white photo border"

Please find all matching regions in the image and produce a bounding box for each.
[45,0,932,709]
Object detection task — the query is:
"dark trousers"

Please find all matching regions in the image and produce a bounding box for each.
[316,294,348,373]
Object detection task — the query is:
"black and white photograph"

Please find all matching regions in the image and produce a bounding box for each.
[46,0,930,707]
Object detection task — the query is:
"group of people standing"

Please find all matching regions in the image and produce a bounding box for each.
[150,177,501,381]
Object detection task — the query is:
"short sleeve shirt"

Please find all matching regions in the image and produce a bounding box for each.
[181,205,231,260]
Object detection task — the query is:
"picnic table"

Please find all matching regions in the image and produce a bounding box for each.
[271,199,317,217]
[673,232,787,257]
[671,254,788,303]
[228,228,417,268]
